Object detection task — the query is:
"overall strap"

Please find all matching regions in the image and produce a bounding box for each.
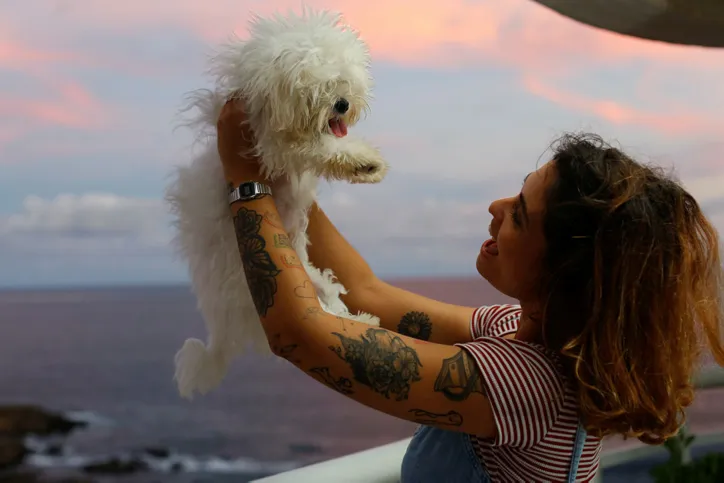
[567,421,587,483]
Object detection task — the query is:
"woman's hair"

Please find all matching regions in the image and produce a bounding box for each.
[538,133,724,445]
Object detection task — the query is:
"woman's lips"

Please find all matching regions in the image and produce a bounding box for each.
[481,238,499,256]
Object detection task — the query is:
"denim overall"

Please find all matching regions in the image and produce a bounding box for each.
[401,421,588,482]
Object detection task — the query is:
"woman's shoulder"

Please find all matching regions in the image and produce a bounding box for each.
[456,335,568,448]
[471,304,522,339]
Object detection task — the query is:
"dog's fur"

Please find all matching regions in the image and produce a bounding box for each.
[166,9,388,399]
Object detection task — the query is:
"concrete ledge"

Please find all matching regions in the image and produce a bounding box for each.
[252,438,411,483]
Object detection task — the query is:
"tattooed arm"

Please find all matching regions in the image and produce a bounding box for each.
[219,101,495,436]
[292,308,497,437]
[228,195,496,437]
[308,204,477,344]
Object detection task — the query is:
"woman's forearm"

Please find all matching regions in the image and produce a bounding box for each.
[307,202,377,307]
[228,193,475,347]
[229,196,321,337]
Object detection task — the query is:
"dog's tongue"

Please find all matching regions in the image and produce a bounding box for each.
[329,118,347,138]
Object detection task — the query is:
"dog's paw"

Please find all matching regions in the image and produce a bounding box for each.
[346,312,380,326]
[320,136,389,184]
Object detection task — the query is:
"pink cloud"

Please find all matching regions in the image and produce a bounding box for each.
[0,87,108,130]
[0,99,80,128]
[0,40,82,70]
[0,18,176,80]
[0,57,113,157]
[10,0,722,69]
[6,1,724,89]
[2,0,723,139]
[52,0,723,133]
[522,76,723,136]
[0,31,118,144]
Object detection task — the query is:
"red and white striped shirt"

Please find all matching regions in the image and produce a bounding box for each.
[455,305,602,482]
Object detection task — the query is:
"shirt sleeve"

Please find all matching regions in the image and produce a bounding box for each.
[455,337,566,448]
[470,305,522,339]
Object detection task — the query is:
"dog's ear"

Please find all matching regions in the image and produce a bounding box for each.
[263,79,300,133]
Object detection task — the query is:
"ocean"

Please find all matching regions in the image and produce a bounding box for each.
[0,279,721,482]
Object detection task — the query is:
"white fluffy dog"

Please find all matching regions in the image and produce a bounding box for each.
[166,9,388,399]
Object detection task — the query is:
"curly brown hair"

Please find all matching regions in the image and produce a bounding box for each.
[538,133,724,445]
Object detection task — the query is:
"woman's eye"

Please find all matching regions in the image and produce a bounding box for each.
[510,202,521,225]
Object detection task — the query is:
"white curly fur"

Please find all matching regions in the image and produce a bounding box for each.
[166,8,388,399]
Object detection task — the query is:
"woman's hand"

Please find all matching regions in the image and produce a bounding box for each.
[217,99,264,184]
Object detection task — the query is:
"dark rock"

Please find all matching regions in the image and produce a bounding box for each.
[0,406,85,438]
[143,447,170,458]
[0,437,28,470]
[53,478,96,483]
[42,445,63,457]
[82,457,149,475]
[0,470,39,483]
[169,462,183,473]
[0,471,97,483]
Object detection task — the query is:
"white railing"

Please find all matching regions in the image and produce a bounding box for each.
[253,366,724,483]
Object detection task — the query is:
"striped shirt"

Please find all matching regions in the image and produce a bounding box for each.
[455,305,602,482]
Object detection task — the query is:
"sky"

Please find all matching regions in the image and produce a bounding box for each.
[0,0,723,288]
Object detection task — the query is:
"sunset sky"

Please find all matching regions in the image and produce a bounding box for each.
[1,0,723,287]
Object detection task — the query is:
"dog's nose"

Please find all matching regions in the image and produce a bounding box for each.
[333,98,349,114]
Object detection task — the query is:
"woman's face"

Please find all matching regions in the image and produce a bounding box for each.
[477,161,555,303]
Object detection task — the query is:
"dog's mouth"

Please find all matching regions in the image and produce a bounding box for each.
[328,116,348,138]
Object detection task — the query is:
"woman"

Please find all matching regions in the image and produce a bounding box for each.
[217,100,724,482]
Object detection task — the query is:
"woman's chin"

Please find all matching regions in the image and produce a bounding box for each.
[476,254,503,293]
[475,253,489,278]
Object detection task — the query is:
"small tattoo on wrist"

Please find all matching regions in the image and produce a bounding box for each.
[273,233,292,249]
[281,253,303,269]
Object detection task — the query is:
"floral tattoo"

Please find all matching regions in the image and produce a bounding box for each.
[329,328,422,401]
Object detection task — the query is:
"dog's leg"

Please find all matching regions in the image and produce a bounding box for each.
[301,262,379,326]
[304,263,347,310]
[345,311,380,326]
[313,135,388,184]
[311,265,380,326]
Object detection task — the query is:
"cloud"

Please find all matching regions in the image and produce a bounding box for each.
[0,171,512,286]
[0,37,115,154]
[1,0,724,288]
[19,0,720,66]
[2,0,723,156]
[322,192,491,277]
[522,76,723,136]
[2,158,723,287]
[0,193,170,254]
[10,0,724,73]
[0,191,182,288]
[0,80,112,132]
[0,38,83,71]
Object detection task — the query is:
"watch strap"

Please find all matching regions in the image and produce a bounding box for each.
[228,181,272,205]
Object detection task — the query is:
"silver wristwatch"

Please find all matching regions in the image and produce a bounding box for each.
[228,181,272,205]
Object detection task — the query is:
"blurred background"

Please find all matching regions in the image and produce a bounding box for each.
[0,0,722,481]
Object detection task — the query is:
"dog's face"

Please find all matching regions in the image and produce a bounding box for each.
[219,11,386,183]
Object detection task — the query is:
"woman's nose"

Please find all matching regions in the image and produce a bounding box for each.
[488,199,504,218]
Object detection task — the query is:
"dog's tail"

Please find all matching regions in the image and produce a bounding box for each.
[174,338,227,400]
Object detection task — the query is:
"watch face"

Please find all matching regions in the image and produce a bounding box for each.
[241,183,255,197]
